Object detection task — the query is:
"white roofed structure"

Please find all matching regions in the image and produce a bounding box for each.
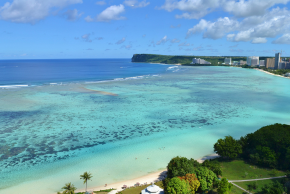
[141,184,164,194]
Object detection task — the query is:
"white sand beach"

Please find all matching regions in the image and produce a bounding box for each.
[255,68,290,79]
[75,153,219,194]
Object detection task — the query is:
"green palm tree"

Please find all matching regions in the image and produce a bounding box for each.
[62,182,77,194]
[80,171,93,193]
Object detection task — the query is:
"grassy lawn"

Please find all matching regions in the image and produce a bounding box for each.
[95,159,287,194]
[76,189,115,194]
[117,181,164,194]
[230,186,246,194]
[234,178,287,194]
[215,159,286,180]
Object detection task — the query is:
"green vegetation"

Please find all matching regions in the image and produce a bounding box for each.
[166,177,190,194]
[178,174,200,194]
[239,123,290,170]
[117,181,164,194]
[61,182,77,194]
[214,124,290,171]
[217,159,286,180]
[166,157,198,178]
[80,172,93,193]
[131,54,246,65]
[217,178,233,194]
[214,136,242,159]
[165,156,220,193]
[260,67,290,76]
[234,179,290,194]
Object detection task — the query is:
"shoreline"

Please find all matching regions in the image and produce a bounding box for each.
[74,153,219,194]
[255,68,290,79]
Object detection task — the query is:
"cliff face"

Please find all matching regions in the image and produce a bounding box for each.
[131,54,154,62]
[131,54,193,64]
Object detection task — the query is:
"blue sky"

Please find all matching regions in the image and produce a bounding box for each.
[1,0,290,59]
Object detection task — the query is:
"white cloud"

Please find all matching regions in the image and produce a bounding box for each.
[0,0,82,23]
[156,35,168,45]
[223,0,290,17]
[85,4,126,22]
[230,29,255,42]
[159,0,290,20]
[123,0,150,8]
[82,34,92,42]
[178,42,190,46]
[63,9,82,21]
[272,34,290,44]
[251,37,267,44]
[188,7,290,43]
[94,4,126,22]
[96,1,106,5]
[84,16,94,22]
[171,38,180,43]
[116,37,126,44]
[159,0,222,19]
[187,17,238,39]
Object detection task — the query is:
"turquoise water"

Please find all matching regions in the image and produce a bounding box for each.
[1,66,290,194]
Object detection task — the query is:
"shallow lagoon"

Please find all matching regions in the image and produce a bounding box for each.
[0,66,290,194]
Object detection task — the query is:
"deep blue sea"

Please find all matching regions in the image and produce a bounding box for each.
[0,59,167,87]
[1,59,290,194]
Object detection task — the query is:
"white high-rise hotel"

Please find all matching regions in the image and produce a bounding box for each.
[247,56,259,66]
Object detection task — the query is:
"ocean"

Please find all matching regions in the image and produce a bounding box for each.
[0,59,290,194]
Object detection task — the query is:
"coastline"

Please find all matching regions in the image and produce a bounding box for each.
[75,153,219,193]
[255,68,290,79]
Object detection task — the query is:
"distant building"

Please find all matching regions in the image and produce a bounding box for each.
[191,58,211,65]
[278,62,290,69]
[233,61,239,66]
[251,58,259,67]
[247,56,259,66]
[275,53,281,69]
[259,60,265,67]
[266,58,275,69]
[239,60,247,65]
[286,73,290,77]
[224,58,232,65]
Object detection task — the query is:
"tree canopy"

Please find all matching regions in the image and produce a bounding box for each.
[167,157,197,178]
[241,123,290,170]
[61,182,77,194]
[165,177,190,194]
[194,167,217,192]
[217,178,233,194]
[178,174,200,194]
[80,171,93,193]
[214,135,242,159]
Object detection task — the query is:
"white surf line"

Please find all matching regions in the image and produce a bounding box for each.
[229,175,286,182]
[231,182,252,194]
